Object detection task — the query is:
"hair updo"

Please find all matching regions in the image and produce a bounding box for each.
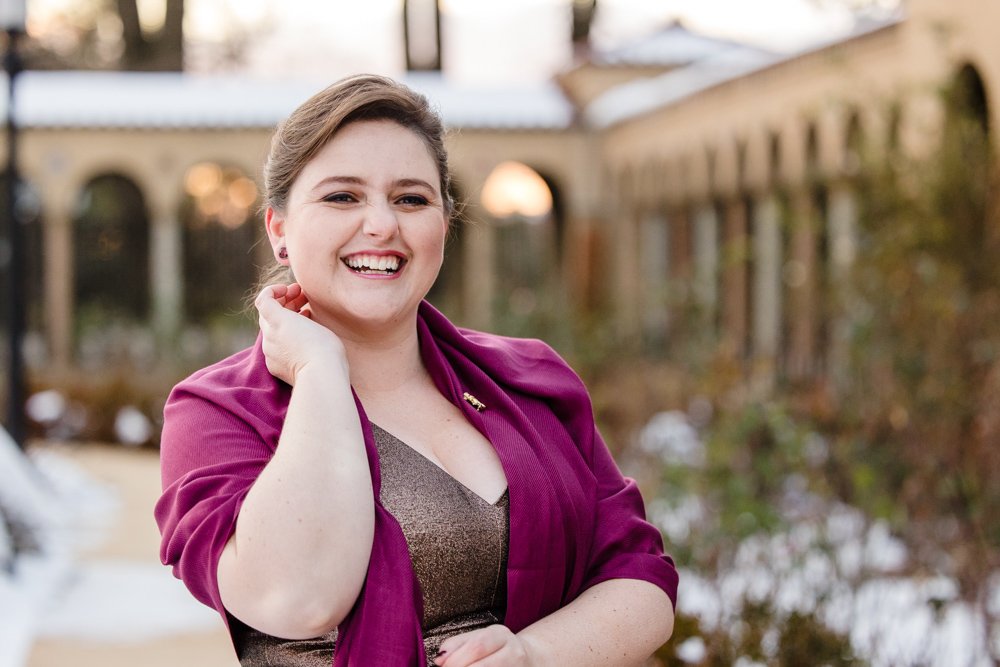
[264,73,454,215]
[255,74,455,292]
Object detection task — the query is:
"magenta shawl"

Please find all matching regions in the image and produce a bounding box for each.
[156,301,678,666]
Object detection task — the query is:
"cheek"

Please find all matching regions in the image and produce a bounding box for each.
[428,218,449,253]
[287,220,348,254]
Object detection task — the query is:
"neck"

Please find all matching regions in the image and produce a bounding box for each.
[338,319,427,398]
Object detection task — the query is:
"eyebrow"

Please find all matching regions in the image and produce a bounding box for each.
[309,176,438,194]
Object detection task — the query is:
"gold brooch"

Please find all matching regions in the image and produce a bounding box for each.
[463,392,486,412]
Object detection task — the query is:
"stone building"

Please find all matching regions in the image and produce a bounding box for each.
[0,0,995,393]
[579,0,997,389]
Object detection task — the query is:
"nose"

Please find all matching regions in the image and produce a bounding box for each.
[362,199,399,240]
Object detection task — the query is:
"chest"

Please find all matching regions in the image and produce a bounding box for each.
[360,386,508,505]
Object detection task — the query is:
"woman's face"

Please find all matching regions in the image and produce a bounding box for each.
[266,119,448,336]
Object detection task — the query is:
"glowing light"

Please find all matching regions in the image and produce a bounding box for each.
[185,162,256,229]
[481,161,553,220]
[227,177,259,209]
[137,0,166,33]
[184,162,223,199]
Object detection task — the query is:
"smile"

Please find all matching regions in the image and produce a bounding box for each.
[342,253,404,276]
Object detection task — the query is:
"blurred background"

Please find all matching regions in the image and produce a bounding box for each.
[1,0,998,665]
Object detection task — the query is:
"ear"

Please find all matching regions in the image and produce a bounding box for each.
[265,207,289,264]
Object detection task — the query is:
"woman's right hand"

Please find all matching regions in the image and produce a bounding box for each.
[255,283,347,386]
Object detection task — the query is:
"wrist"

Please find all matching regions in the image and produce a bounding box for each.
[515,632,546,667]
[294,351,350,385]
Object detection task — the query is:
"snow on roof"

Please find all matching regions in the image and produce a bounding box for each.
[585,45,780,128]
[0,70,574,131]
[593,21,760,68]
[0,13,902,134]
[584,14,904,129]
[406,71,574,130]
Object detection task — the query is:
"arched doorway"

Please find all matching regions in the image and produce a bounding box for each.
[73,173,150,329]
[948,63,990,137]
[480,160,561,337]
[941,63,993,280]
[180,161,260,326]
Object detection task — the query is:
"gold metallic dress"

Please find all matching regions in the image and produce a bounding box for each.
[229,424,510,666]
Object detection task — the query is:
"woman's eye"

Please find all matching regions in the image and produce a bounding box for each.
[322,192,357,203]
[397,194,429,207]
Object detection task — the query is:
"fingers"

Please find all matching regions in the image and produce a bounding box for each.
[256,283,310,320]
[435,626,521,667]
[283,283,310,314]
[255,284,277,306]
[254,283,338,386]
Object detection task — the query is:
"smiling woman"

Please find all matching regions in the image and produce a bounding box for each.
[263,119,448,335]
[155,74,677,667]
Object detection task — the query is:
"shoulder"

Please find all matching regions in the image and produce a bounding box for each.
[458,327,569,368]
[163,337,290,446]
[418,300,590,405]
[169,337,285,408]
[159,338,288,485]
[175,337,272,393]
[455,327,596,426]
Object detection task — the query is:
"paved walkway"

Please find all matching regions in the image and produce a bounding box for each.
[25,443,237,667]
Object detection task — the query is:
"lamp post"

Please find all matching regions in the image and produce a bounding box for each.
[2,0,25,448]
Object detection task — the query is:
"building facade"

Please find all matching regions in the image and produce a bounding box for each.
[1,0,996,393]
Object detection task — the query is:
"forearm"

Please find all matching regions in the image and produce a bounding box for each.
[517,579,675,666]
[218,361,375,638]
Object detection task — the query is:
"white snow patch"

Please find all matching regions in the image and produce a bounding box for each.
[0,427,221,667]
[643,411,998,667]
[37,560,220,642]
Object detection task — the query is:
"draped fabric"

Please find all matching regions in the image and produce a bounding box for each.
[156,300,678,666]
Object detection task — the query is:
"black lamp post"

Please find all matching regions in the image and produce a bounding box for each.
[2,0,25,448]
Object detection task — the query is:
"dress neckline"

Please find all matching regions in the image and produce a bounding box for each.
[371,423,509,507]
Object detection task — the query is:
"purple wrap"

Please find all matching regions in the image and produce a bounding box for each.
[156,301,678,666]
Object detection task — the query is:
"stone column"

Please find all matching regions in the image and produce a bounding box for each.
[614,205,642,342]
[668,206,692,283]
[721,198,749,358]
[41,194,74,370]
[562,212,600,313]
[640,211,669,344]
[751,194,782,390]
[148,193,184,345]
[785,189,817,380]
[461,219,495,331]
[665,206,692,338]
[693,203,719,328]
[826,183,858,391]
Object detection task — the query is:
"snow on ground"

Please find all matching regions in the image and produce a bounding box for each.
[36,559,219,642]
[642,410,1000,666]
[0,427,218,667]
[3,412,998,666]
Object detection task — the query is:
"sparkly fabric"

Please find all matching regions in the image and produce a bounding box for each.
[229,424,510,666]
[157,301,678,666]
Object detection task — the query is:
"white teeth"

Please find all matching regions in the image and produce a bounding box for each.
[345,254,401,273]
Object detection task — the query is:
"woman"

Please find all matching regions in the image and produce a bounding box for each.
[156,74,678,667]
